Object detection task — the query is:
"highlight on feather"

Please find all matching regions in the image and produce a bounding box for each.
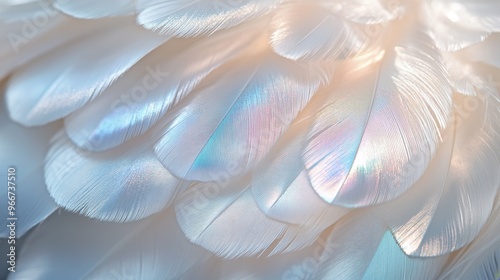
[315,211,449,280]
[270,2,367,62]
[439,199,500,279]
[302,24,452,207]
[154,52,325,182]
[137,0,281,37]
[64,20,265,152]
[251,88,349,226]
[6,19,168,126]
[54,0,135,19]
[1,0,500,279]
[387,91,500,257]
[423,0,500,51]
[336,0,407,24]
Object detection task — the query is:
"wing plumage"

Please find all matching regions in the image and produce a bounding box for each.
[6,20,167,126]
[1,1,500,279]
[65,22,262,152]
[303,25,452,206]
[317,212,448,280]
[176,177,340,259]
[388,91,500,256]
[154,53,325,181]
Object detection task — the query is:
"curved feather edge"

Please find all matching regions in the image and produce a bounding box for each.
[0,4,69,80]
[432,0,500,32]
[6,18,168,127]
[45,131,184,223]
[303,24,452,207]
[53,0,135,19]
[270,2,367,62]
[154,52,325,182]
[315,211,449,280]
[0,91,60,238]
[251,89,349,225]
[64,21,264,152]
[174,176,339,259]
[137,0,281,37]
[439,200,500,280]
[8,211,210,280]
[424,0,500,51]
[215,245,322,280]
[386,91,500,257]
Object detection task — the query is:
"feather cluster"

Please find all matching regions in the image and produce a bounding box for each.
[1,0,500,279]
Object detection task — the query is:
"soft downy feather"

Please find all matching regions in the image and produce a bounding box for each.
[44,130,185,223]
[441,53,494,97]
[64,20,265,152]
[6,18,168,127]
[9,210,210,280]
[0,87,60,238]
[175,176,341,259]
[137,0,282,37]
[154,51,326,182]
[424,0,500,51]
[270,2,368,62]
[302,23,452,207]
[315,211,449,280]
[385,91,500,257]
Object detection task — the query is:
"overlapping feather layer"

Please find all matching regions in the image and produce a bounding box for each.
[1,0,500,279]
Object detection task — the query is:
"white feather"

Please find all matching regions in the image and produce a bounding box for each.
[216,246,320,280]
[0,90,60,238]
[426,0,500,51]
[251,93,348,225]
[10,211,210,280]
[388,92,500,257]
[6,19,167,126]
[336,0,406,24]
[270,3,367,62]
[0,3,68,80]
[316,211,449,280]
[175,177,338,259]
[64,21,263,152]
[154,52,325,182]
[439,202,500,280]
[302,25,452,207]
[441,52,492,97]
[54,0,135,19]
[45,132,183,223]
[137,0,281,37]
